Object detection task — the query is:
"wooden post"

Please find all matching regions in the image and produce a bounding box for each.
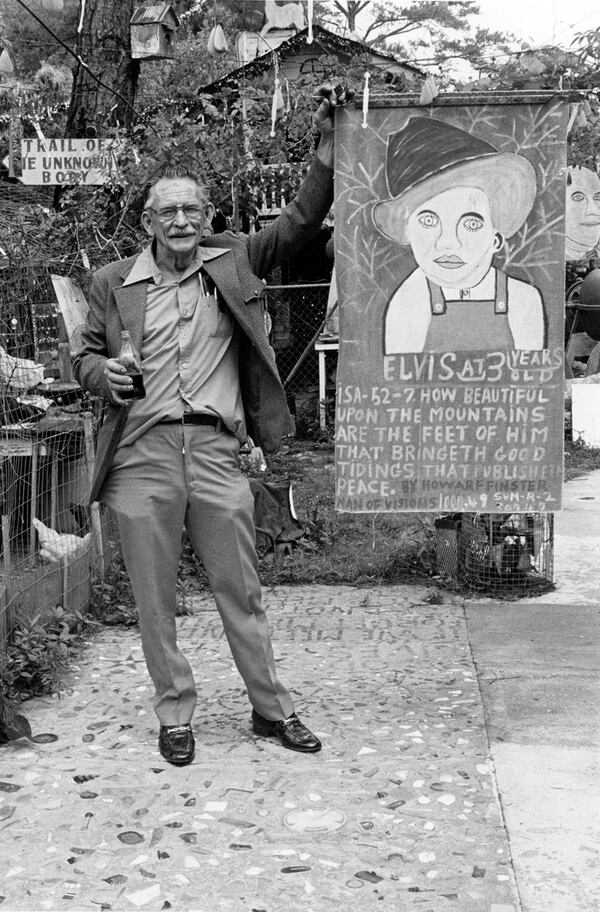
[58,341,74,382]
[83,413,104,579]
[50,275,89,354]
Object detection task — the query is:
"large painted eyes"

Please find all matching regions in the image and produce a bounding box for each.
[462,216,484,232]
[417,211,439,229]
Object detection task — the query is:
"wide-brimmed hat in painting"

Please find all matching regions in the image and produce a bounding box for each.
[372,117,537,245]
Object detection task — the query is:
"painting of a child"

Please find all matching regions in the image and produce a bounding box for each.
[372,118,547,353]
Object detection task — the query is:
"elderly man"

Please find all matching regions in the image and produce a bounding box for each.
[73,91,339,765]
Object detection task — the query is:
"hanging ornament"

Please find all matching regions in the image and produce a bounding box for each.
[362,72,370,129]
[307,0,314,44]
[270,53,283,138]
[207,27,216,55]
[275,82,284,112]
[41,0,65,11]
[207,24,228,55]
[78,0,86,35]
[419,74,439,106]
[0,46,15,76]
[31,118,48,156]
[271,77,283,137]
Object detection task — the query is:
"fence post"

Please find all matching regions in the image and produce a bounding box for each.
[1,514,13,648]
[82,414,104,579]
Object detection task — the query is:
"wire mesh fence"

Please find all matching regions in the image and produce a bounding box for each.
[265,282,334,433]
[435,511,554,595]
[0,263,114,673]
[0,413,110,662]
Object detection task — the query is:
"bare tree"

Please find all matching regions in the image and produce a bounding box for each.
[330,0,370,33]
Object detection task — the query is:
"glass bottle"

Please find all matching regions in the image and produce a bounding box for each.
[117,330,145,399]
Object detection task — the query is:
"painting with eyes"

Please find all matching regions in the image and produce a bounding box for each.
[333,96,568,514]
[565,165,600,261]
[372,118,546,354]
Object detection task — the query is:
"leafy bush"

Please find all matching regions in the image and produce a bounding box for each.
[246,439,438,586]
[1,605,85,700]
[564,437,600,481]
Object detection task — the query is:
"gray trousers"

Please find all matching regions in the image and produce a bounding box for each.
[101,422,294,726]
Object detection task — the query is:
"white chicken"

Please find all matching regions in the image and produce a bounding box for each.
[33,518,92,562]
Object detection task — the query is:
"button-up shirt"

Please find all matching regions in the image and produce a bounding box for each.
[118,244,246,448]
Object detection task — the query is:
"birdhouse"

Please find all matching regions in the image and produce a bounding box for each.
[130,3,179,60]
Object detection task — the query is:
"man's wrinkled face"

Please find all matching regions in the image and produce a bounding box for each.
[406,186,503,289]
[141,178,214,262]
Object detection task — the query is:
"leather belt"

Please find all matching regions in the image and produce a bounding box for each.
[160,413,223,430]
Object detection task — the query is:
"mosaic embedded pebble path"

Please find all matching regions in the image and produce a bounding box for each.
[0,585,519,912]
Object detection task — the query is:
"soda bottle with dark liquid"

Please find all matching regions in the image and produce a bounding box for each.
[117,330,145,399]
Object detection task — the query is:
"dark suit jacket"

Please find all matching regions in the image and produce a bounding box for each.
[73,157,333,503]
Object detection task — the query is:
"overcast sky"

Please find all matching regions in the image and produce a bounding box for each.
[475,0,599,48]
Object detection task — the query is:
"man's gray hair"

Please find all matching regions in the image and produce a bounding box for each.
[144,166,211,210]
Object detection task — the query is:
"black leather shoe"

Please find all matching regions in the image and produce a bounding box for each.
[252,710,322,753]
[159,724,195,765]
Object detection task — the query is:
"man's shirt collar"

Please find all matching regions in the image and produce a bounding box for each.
[123,243,228,287]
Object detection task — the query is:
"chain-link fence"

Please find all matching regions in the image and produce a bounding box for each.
[0,264,112,672]
[265,283,336,434]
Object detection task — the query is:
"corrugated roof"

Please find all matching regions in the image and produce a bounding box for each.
[130,4,179,27]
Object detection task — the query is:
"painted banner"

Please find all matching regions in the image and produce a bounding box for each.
[20,138,119,185]
[334,94,568,513]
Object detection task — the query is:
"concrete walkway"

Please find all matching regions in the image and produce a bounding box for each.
[466,470,600,912]
[0,475,598,912]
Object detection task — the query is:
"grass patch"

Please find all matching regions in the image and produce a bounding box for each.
[255,439,436,586]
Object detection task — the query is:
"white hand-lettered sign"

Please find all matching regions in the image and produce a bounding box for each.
[20,138,118,185]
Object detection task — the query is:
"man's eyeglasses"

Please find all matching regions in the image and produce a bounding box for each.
[146,204,206,223]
